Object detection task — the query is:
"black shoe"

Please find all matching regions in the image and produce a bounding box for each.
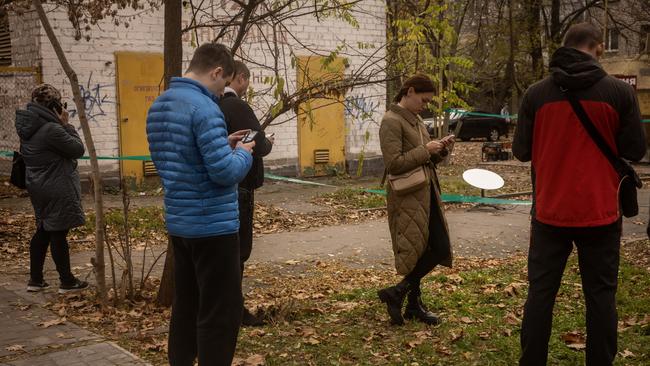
[242,306,265,327]
[377,280,410,325]
[58,279,88,294]
[404,289,440,325]
[27,280,50,292]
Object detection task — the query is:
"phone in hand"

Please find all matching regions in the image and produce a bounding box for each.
[242,130,258,143]
[267,133,275,138]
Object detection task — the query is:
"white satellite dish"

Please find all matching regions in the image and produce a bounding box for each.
[462,168,504,191]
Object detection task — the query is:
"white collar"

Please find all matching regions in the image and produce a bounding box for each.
[224,86,238,97]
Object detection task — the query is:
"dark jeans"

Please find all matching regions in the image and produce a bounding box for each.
[168,234,242,366]
[520,220,621,366]
[29,226,75,284]
[238,187,254,276]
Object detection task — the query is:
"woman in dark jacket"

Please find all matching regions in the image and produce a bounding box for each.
[15,84,88,293]
[377,74,454,325]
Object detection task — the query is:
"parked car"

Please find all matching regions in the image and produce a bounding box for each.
[449,111,509,141]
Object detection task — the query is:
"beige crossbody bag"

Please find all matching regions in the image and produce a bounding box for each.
[384,120,428,195]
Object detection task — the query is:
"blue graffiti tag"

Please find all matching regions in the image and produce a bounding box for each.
[345,95,380,121]
[68,72,113,122]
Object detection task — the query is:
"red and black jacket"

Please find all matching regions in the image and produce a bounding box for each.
[513,47,646,227]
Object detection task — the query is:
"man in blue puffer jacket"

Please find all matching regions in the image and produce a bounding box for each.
[146,43,255,366]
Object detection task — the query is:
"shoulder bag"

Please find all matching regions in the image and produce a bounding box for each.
[383,120,428,195]
[562,88,642,218]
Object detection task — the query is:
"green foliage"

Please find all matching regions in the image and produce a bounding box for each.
[388,0,474,115]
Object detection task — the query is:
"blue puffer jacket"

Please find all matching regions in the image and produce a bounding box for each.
[146,77,253,238]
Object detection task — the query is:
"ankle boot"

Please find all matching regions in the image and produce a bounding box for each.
[404,288,440,325]
[377,280,410,325]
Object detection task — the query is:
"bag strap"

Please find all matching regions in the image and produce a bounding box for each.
[561,87,624,176]
[381,117,427,187]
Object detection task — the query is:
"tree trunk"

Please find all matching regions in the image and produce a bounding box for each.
[525,0,543,79]
[163,0,183,89]
[32,0,107,303]
[157,0,183,307]
[550,0,562,47]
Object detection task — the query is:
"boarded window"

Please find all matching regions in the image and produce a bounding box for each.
[0,10,10,66]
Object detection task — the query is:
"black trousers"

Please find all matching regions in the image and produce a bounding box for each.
[520,220,621,366]
[29,226,75,284]
[168,234,242,366]
[238,187,255,276]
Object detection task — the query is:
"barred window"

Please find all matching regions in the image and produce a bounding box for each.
[0,10,11,66]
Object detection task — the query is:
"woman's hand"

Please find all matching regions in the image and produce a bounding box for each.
[425,140,445,154]
[57,109,69,125]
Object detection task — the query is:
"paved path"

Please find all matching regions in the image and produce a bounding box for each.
[0,286,149,365]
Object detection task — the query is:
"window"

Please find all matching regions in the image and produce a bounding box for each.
[606,28,620,51]
[640,25,650,53]
[0,10,11,66]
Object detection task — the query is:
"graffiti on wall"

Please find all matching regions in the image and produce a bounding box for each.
[345,94,380,121]
[68,72,114,123]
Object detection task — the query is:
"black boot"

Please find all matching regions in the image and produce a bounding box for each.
[404,288,440,325]
[377,280,410,325]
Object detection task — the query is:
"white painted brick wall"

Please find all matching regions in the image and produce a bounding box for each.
[12,1,386,175]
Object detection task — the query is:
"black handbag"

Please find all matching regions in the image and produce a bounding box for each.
[10,150,26,189]
[562,88,642,218]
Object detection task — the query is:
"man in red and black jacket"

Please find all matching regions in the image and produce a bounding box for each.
[513,23,646,366]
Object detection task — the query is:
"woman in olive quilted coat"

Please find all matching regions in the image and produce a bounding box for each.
[377,74,454,326]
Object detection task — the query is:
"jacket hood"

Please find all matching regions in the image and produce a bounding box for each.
[15,102,59,140]
[549,47,607,90]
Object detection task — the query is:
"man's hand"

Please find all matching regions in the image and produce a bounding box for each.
[229,129,251,149]
[267,134,275,145]
[237,140,255,153]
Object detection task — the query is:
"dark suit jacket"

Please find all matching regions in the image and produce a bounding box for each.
[220,91,273,190]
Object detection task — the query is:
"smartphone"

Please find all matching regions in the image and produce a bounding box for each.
[242,130,258,143]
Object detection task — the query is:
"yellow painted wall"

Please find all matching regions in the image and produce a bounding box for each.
[296,56,346,176]
[115,52,164,181]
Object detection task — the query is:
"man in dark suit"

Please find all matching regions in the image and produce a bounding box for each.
[220,60,274,326]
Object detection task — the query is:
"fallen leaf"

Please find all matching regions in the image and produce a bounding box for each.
[39,318,66,328]
[504,312,521,325]
[6,344,25,352]
[619,349,636,358]
[450,329,464,342]
[244,354,266,366]
[460,316,474,324]
[561,331,586,351]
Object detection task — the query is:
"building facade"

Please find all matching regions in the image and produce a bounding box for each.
[0,1,386,181]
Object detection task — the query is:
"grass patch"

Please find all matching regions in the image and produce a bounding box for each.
[317,187,387,209]
[230,256,649,365]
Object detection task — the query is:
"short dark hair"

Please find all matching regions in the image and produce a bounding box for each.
[187,43,235,76]
[233,60,250,79]
[563,22,604,49]
[394,74,435,103]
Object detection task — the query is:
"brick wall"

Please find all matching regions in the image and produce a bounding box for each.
[11,1,386,177]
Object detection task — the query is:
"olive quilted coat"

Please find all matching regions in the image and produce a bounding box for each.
[379,104,452,275]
